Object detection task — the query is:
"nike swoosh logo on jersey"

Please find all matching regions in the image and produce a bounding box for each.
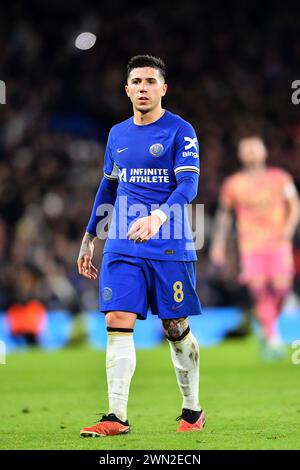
[117,147,128,153]
[171,303,185,310]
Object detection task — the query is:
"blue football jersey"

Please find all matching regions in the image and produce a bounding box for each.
[101,110,200,261]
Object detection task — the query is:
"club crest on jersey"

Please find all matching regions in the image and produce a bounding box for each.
[149,143,164,157]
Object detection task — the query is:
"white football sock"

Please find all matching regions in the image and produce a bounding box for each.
[106,331,136,422]
[168,330,201,412]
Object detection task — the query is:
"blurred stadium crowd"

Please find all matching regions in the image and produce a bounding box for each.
[0,0,300,322]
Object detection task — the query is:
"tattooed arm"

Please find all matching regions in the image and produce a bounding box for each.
[77,232,98,280]
[209,205,233,267]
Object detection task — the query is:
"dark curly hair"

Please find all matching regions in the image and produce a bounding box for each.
[127,54,166,82]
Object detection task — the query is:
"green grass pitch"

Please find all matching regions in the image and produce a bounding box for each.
[1,337,300,450]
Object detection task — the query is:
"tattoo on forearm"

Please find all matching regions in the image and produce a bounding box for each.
[212,208,232,245]
[78,232,95,259]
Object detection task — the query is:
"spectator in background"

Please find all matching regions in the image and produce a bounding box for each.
[6,263,46,344]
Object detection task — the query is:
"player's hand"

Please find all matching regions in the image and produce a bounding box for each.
[77,232,98,280]
[209,244,226,267]
[127,215,163,243]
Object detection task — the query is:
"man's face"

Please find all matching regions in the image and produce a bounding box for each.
[125,67,167,113]
[238,137,267,167]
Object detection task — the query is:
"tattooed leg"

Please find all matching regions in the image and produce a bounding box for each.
[162,317,189,341]
[163,316,201,412]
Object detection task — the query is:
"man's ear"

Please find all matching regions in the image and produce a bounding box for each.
[161,83,168,97]
[125,84,130,97]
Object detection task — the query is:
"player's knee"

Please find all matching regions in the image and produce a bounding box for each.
[105,311,136,329]
[162,317,189,341]
[248,285,268,301]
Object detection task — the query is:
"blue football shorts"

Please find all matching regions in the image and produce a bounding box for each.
[99,252,202,320]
